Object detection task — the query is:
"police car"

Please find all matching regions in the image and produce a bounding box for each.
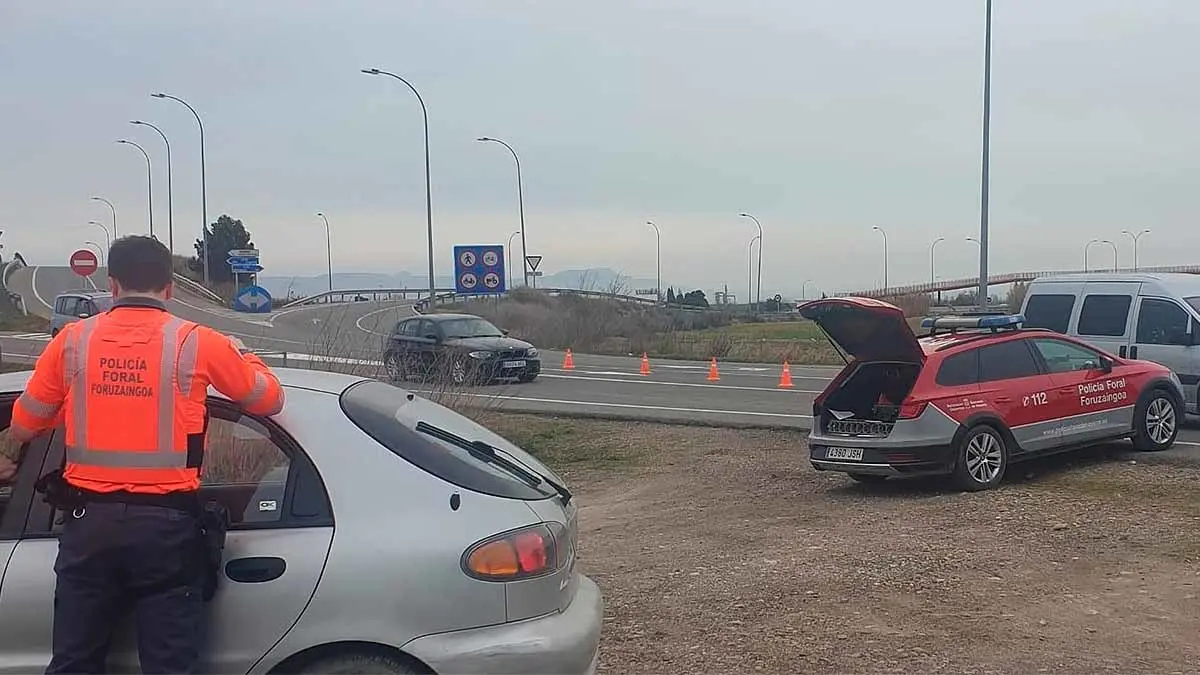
[799,297,1185,491]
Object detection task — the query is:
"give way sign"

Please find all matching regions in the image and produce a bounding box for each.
[69,249,99,277]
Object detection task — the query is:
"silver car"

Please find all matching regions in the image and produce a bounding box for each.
[49,291,112,336]
[0,368,602,674]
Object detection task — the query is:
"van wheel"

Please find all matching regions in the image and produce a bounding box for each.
[297,650,421,674]
[848,473,888,484]
[1132,388,1180,452]
[951,424,1007,491]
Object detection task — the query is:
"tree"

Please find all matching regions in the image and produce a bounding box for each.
[191,215,253,284]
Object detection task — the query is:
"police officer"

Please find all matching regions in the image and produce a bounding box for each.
[11,235,285,674]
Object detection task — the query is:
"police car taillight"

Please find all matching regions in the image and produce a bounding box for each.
[897,400,928,419]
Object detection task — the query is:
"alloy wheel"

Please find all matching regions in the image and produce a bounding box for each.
[1146,397,1177,445]
[965,432,1003,484]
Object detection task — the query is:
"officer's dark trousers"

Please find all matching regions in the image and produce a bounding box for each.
[46,501,205,675]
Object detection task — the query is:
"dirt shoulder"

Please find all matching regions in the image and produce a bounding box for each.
[490,415,1200,674]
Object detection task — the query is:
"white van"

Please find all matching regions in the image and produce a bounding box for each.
[1020,273,1200,413]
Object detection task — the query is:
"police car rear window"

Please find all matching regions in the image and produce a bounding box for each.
[338,380,555,501]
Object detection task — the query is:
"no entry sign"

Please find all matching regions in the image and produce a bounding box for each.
[69,249,99,277]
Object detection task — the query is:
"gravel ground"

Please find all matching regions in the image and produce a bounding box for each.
[491,415,1200,675]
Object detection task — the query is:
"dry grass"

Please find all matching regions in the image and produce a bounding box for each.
[492,415,1200,674]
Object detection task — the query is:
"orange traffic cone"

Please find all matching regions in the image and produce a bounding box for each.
[640,352,651,376]
[562,349,575,370]
[707,357,720,381]
[778,361,795,389]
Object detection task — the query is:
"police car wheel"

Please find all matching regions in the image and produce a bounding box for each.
[1132,388,1179,452]
[951,424,1007,492]
[297,650,420,674]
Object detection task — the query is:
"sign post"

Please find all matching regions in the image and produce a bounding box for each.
[453,245,507,297]
[226,248,270,312]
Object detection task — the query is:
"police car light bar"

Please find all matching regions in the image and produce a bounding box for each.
[920,313,1026,331]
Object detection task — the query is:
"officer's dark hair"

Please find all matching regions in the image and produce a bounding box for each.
[107,235,174,293]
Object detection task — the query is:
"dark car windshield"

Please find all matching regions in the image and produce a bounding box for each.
[339,380,555,500]
[440,317,503,339]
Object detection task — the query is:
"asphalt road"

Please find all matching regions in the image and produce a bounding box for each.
[6,265,1200,452]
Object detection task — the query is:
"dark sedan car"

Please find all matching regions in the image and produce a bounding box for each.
[382,313,541,385]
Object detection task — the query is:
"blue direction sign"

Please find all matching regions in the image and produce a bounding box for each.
[227,248,262,276]
[232,284,273,313]
[453,244,506,295]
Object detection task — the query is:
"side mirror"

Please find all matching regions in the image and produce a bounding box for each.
[1099,356,1114,373]
[424,333,439,342]
[501,328,510,336]
[77,313,89,319]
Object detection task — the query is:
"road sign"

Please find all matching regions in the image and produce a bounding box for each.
[228,249,259,258]
[69,249,99,277]
[226,255,259,265]
[231,264,264,275]
[453,244,506,296]
[232,284,273,313]
[525,255,543,272]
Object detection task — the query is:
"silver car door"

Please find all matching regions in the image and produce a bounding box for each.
[1130,296,1199,412]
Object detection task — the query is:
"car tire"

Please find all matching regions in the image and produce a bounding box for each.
[297,650,421,674]
[518,372,538,383]
[449,356,473,386]
[951,423,1008,492]
[848,473,887,484]
[1131,387,1180,452]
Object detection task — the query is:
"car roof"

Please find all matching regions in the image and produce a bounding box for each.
[916,327,1054,356]
[0,367,368,397]
[57,290,110,299]
[1032,272,1200,295]
[415,313,482,322]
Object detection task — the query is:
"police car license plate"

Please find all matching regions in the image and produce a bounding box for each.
[825,447,864,461]
[503,359,527,368]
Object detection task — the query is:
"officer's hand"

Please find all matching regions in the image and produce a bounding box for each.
[0,455,17,483]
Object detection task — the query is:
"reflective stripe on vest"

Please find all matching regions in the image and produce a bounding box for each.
[64,315,200,470]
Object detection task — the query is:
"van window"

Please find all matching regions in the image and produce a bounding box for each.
[978,339,1041,382]
[1077,294,1132,337]
[935,349,979,387]
[1135,298,1190,345]
[1022,294,1074,334]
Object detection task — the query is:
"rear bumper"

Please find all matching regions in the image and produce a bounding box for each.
[402,574,603,675]
[809,441,955,477]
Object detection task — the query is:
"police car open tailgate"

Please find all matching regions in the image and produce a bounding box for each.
[798,297,924,364]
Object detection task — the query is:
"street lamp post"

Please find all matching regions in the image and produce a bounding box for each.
[84,241,105,266]
[1084,238,1099,271]
[645,220,662,304]
[131,120,174,253]
[1101,239,1118,272]
[90,196,117,238]
[739,213,763,312]
[801,279,813,300]
[315,212,333,292]
[930,236,945,286]
[506,230,521,289]
[152,92,209,286]
[976,0,994,312]
[116,139,153,238]
[747,235,760,310]
[477,137,529,287]
[87,220,111,250]
[1121,228,1151,271]
[872,226,889,290]
[361,68,436,304]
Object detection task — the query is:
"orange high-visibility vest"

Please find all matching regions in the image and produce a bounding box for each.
[61,312,209,491]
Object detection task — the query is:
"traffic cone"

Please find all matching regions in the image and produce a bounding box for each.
[640,352,651,376]
[707,357,720,381]
[562,349,575,370]
[778,361,795,389]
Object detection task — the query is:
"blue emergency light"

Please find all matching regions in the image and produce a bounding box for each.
[920,313,1026,332]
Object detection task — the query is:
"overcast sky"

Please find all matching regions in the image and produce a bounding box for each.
[2,0,1198,297]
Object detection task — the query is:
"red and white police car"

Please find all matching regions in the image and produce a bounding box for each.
[799,297,1185,491]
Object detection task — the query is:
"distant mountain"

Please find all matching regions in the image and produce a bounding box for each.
[258,267,664,300]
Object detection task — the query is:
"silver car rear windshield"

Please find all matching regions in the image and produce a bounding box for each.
[339,380,555,500]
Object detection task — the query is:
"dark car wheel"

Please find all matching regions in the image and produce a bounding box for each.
[848,473,887,484]
[1131,387,1180,452]
[518,372,538,383]
[449,356,475,386]
[951,423,1008,491]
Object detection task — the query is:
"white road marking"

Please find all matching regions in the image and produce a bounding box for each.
[539,372,821,394]
[30,267,52,309]
[408,389,815,420]
[354,304,417,336]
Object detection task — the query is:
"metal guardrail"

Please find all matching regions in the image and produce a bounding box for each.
[172,273,225,304]
[842,264,1200,298]
[278,287,458,309]
[411,287,716,313]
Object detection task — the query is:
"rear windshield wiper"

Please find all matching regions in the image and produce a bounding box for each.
[415,421,572,505]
